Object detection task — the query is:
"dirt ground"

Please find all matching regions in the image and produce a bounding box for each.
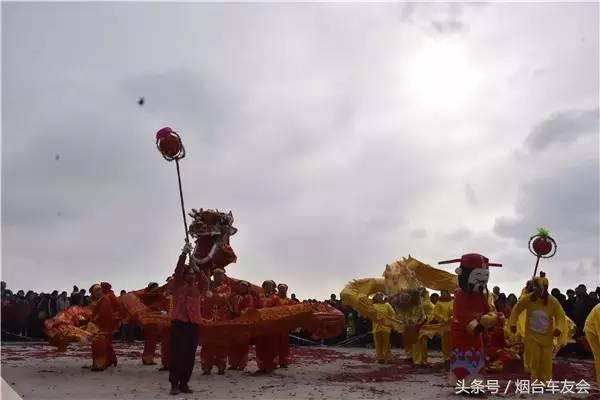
[1,341,598,399]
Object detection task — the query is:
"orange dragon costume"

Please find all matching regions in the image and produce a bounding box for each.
[44,209,345,372]
[276,283,294,368]
[89,282,121,371]
[200,270,233,374]
[228,281,256,370]
[255,280,281,373]
[130,283,173,368]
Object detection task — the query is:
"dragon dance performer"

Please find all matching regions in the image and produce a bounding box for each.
[509,273,567,384]
[89,282,121,371]
[483,312,518,372]
[277,283,293,368]
[134,282,172,369]
[372,292,395,363]
[584,303,600,384]
[432,289,454,363]
[228,281,256,370]
[439,253,501,386]
[412,288,434,367]
[255,280,281,373]
[167,242,209,396]
[200,268,232,375]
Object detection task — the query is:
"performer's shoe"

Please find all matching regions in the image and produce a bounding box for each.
[91,367,105,372]
[169,386,180,396]
[158,366,169,371]
[228,366,237,370]
[377,360,385,364]
[202,369,211,375]
[218,369,225,375]
[179,385,193,394]
[279,364,288,369]
[143,361,157,366]
[254,369,272,375]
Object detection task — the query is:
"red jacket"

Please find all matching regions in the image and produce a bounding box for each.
[201,283,232,322]
[168,252,207,325]
[230,294,256,316]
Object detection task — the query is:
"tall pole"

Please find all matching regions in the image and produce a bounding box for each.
[175,158,190,244]
[532,255,541,280]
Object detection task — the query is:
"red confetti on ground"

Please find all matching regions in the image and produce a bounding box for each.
[327,358,445,383]
[289,346,347,364]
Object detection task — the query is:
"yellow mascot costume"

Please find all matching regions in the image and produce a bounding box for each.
[371,292,396,363]
[508,274,567,383]
[432,289,454,363]
[584,303,600,384]
[412,289,434,366]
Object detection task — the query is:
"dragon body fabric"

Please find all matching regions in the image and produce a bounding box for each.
[45,209,344,350]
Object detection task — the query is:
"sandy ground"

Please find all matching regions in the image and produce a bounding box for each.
[1,341,598,400]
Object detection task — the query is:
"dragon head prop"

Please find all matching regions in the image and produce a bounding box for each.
[188,208,238,273]
[188,208,238,238]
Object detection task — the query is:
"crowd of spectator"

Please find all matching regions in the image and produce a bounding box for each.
[2,280,599,356]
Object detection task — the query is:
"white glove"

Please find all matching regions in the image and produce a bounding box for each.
[205,290,213,298]
[182,242,193,254]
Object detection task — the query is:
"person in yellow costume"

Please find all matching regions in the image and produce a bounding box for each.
[412,288,435,367]
[509,274,566,384]
[584,303,600,384]
[372,292,396,363]
[431,289,454,363]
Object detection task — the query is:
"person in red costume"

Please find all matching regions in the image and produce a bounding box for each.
[132,282,173,370]
[483,312,518,372]
[167,242,209,396]
[228,280,256,371]
[200,268,232,375]
[438,253,502,387]
[255,280,281,374]
[89,282,121,371]
[276,283,293,368]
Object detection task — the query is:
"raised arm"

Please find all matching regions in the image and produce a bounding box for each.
[172,242,193,287]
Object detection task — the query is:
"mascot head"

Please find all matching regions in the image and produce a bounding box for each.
[439,253,502,295]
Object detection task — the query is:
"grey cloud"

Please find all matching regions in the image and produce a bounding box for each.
[443,228,473,242]
[465,184,478,206]
[409,228,428,239]
[525,108,599,152]
[493,156,599,245]
[432,19,464,35]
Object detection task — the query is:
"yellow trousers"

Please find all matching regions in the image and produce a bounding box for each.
[373,330,391,362]
[585,332,600,384]
[524,336,553,383]
[412,337,428,365]
[522,342,530,373]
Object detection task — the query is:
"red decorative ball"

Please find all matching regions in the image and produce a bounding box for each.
[158,133,182,158]
[156,127,173,141]
[532,237,552,256]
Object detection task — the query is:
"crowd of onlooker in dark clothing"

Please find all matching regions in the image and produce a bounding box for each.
[1,282,94,341]
[0,282,146,342]
[2,280,599,355]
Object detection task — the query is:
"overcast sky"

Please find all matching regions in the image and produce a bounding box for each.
[2,2,599,299]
